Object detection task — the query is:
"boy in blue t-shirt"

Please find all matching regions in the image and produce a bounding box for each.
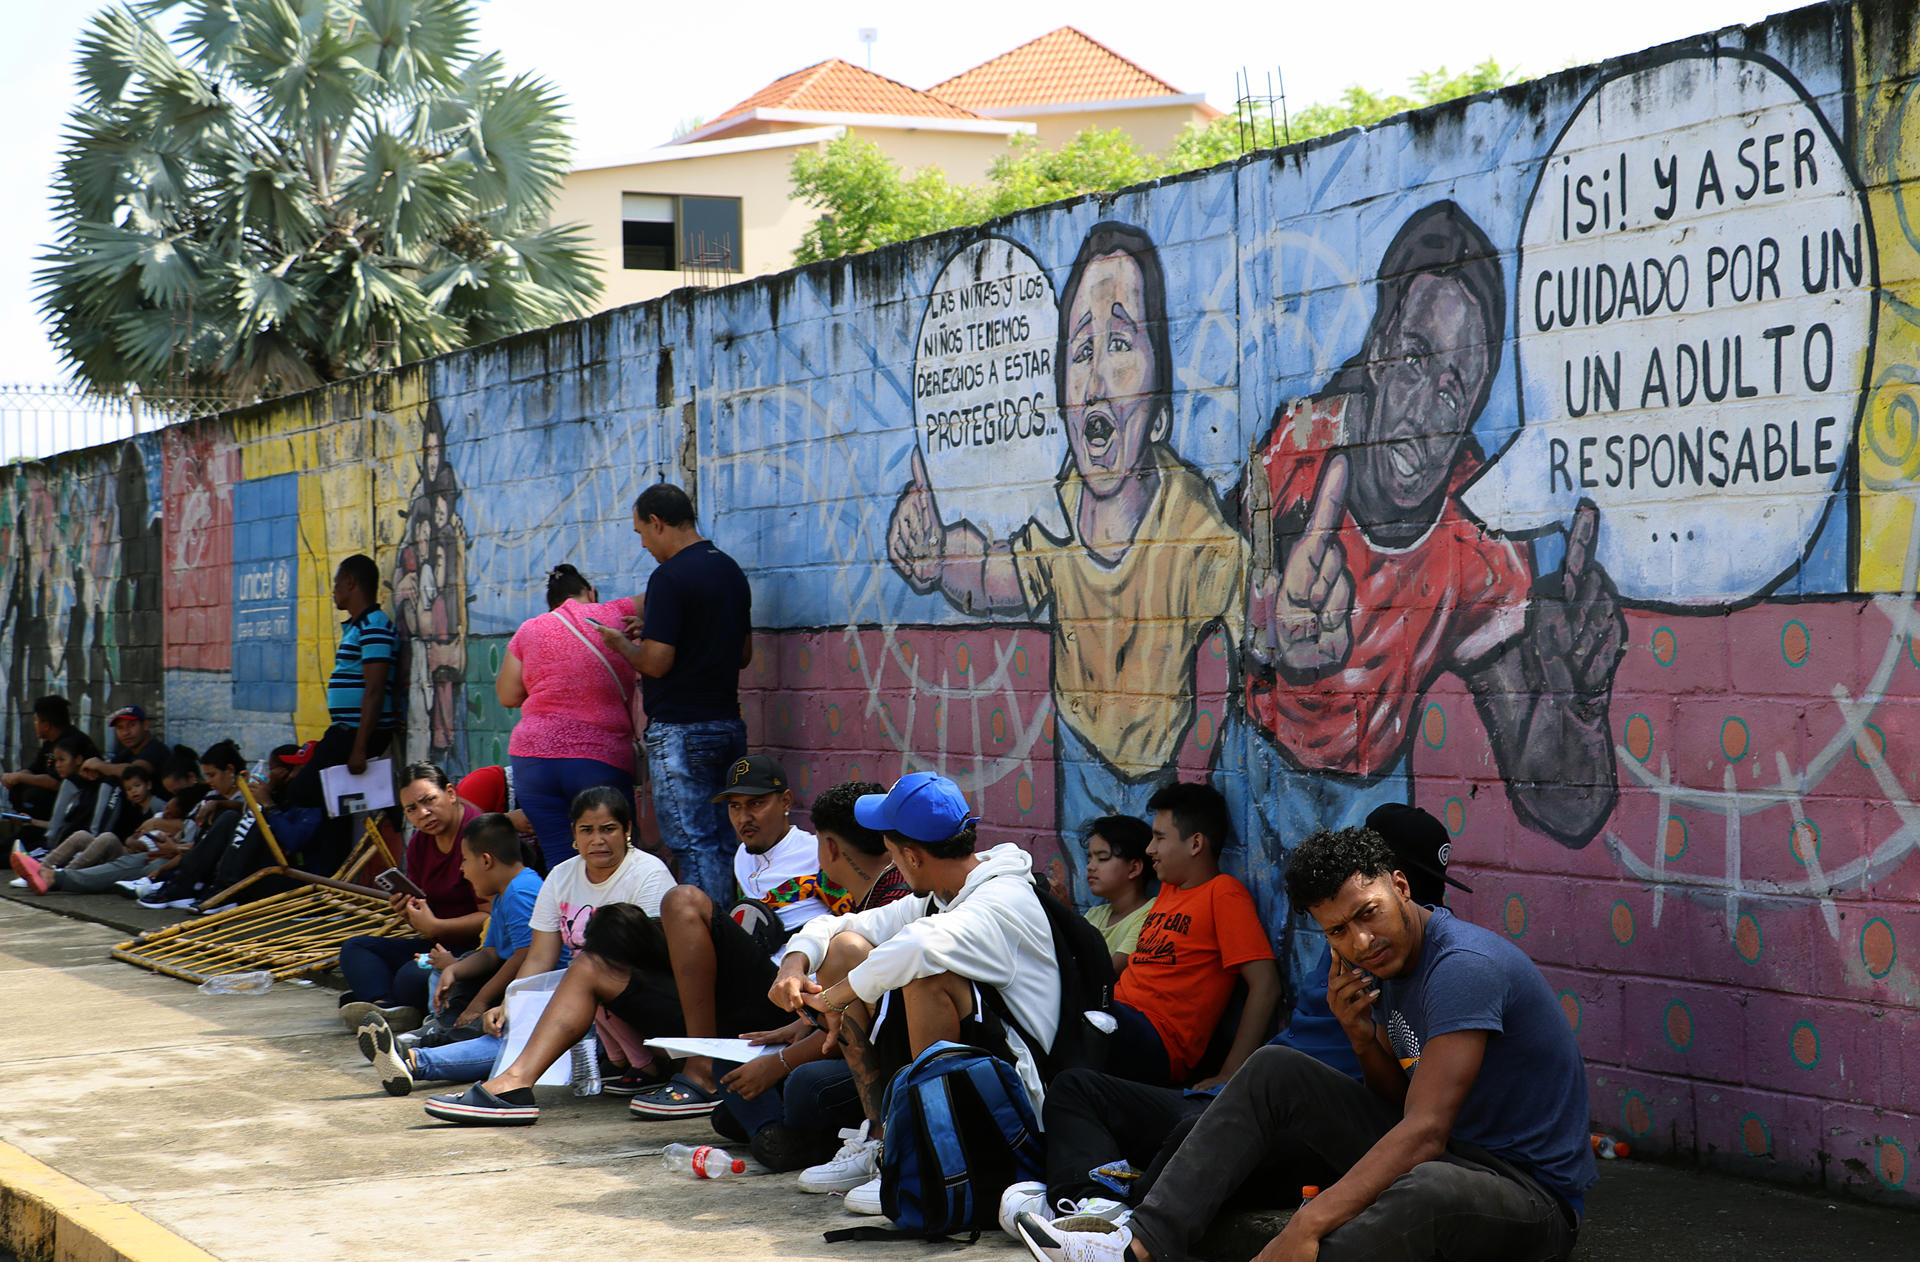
[361,814,539,1095]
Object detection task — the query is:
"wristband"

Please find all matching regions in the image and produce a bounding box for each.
[777,1047,791,1072]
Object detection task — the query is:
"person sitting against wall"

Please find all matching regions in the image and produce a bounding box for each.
[412,785,676,1123]
[80,704,170,785]
[359,812,544,1094]
[14,731,105,864]
[1,695,79,847]
[135,743,311,913]
[498,564,663,872]
[10,760,162,894]
[704,779,914,1173]
[332,763,490,1033]
[1077,815,1157,977]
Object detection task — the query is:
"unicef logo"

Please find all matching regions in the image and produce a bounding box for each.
[274,561,290,599]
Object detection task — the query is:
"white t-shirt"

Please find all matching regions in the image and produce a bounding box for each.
[734,824,828,929]
[530,846,676,954]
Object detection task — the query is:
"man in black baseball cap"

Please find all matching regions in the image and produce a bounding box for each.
[1364,802,1472,906]
[710,753,788,802]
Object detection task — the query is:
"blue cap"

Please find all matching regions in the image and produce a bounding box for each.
[854,772,977,844]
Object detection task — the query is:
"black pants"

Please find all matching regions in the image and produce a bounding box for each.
[1130,1046,1578,1262]
[1043,1067,1332,1205]
[284,724,392,810]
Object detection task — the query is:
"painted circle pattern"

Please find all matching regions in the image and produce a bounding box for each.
[1861,917,1896,979]
[826,703,842,735]
[1789,818,1821,867]
[1610,901,1636,945]
[1651,625,1677,666]
[1740,1114,1772,1157]
[1624,713,1653,763]
[990,709,1007,743]
[1789,1020,1820,1070]
[1015,772,1034,815]
[1854,722,1886,768]
[1720,716,1750,763]
[1663,1000,1694,1051]
[1012,646,1029,677]
[1422,703,1447,749]
[1878,1139,1909,1190]
[955,641,970,675]
[1780,619,1810,667]
[1443,798,1466,836]
[1503,895,1527,938]
[1734,913,1763,963]
[1195,710,1215,750]
[1559,990,1582,1033]
[797,644,811,674]
[1664,814,1689,860]
[1622,1092,1652,1137]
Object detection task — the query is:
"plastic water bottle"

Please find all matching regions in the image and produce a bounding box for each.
[1298,1185,1320,1208]
[1591,1133,1630,1159]
[570,1034,603,1096]
[662,1143,746,1178]
[197,971,274,995]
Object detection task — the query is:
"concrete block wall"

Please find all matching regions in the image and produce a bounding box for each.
[4,0,1917,1201]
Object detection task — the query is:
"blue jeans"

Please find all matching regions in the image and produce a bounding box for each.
[1212,707,1406,1006]
[644,718,747,903]
[717,1058,861,1139]
[339,935,432,1008]
[512,754,634,870]
[413,1033,503,1084]
[1054,716,1166,909]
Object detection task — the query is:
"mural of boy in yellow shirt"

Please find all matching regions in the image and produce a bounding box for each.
[887,222,1246,904]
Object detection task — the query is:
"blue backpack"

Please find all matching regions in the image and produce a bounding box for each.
[827,1040,1045,1241]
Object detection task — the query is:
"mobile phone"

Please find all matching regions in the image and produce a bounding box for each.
[1331,949,1381,1000]
[373,868,426,900]
[581,615,609,630]
[800,1005,827,1032]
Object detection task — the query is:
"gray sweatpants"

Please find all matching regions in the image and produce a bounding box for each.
[1129,1045,1577,1262]
[54,853,165,895]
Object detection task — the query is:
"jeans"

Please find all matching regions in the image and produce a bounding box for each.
[511,754,634,870]
[1054,717,1164,909]
[1131,1046,1577,1262]
[1213,708,1405,1007]
[413,1033,503,1083]
[644,718,747,903]
[715,1058,861,1140]
[338,935,432,1008]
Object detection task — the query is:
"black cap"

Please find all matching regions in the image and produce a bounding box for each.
[1365,802,1472,902]
[710,754,790,802]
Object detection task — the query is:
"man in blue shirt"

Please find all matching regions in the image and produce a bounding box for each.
[597,484,751,902]
[1020,824,1593,1262]
[286,554,396,814]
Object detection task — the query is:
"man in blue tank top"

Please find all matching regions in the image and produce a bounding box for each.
[1018,823,1594,1262]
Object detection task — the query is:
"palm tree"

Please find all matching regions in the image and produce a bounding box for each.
[38,0,603,398]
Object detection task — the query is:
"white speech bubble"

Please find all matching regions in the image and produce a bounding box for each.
[913,236,1064,540]
[1463,54,1873,605]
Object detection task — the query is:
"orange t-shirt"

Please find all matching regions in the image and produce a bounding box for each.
[1115,874,1274,1080]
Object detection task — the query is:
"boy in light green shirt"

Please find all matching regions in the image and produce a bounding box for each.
[1080,815,1156,976]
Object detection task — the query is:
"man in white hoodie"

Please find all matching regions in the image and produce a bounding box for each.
[769,771,1060,1213]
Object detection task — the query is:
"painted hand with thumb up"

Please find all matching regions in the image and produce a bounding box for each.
[887,447,946,594]
[1273,454,1355,674]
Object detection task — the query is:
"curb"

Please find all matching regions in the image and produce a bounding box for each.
[0,1139,220,1262]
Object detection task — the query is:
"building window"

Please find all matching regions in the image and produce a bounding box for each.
[621,193,742,272]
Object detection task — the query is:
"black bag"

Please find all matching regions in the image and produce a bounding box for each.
[980,877,1118,1081]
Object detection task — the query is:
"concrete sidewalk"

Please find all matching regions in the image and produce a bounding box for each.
[2,893,1915,1261]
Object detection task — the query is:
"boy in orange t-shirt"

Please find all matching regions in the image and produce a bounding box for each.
[1109,782,1280,1087]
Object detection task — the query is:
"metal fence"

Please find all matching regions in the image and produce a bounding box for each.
[0,382,244,464]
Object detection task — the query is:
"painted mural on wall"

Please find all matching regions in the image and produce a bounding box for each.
[5,0,1920,1201]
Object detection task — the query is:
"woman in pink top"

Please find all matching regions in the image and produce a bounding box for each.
[498,565,644,867]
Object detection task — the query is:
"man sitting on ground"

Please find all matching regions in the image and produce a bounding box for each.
[1103,782,1277,1089]
[2,696,78,845]
[81,704,169,785]
[1007,802,1469,1236]
[1019,823,1594,1262]
[768,771,1060,1214]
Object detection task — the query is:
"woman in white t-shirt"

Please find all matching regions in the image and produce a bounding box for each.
[476,786,673,1030]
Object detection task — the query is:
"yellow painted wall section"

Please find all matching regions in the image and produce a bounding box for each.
[1854,5,1920,590]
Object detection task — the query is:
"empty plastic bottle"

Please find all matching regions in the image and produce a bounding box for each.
[663,1143,746,1178]
[1298,1185,1321,1208]
[197,971,274,995]
[570,1034,603,1096]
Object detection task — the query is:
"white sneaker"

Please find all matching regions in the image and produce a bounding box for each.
[844,1175,885,1215]
[1015,1212,1132,1262]
[999,1183,1129,1239]
[797,1120,880,1194]
[7,877,25,889]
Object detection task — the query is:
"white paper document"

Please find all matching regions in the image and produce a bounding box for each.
[491,968,574,1087]
[318,758,396,818]
[642,1036,779,1063]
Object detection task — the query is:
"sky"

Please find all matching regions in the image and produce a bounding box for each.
[0,0,1786,386]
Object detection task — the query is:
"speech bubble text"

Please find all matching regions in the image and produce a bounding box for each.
[1464,54,1874,605]
[913,237,1064,539]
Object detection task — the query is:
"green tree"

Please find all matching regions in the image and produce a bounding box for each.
[38,0,602,397]
[794,61,1523,263]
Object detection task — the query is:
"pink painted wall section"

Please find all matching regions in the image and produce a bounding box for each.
[1414,601,1920,1198]
[161,425,238,671]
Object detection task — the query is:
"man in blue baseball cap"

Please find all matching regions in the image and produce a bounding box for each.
[768,771,1061,1212]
